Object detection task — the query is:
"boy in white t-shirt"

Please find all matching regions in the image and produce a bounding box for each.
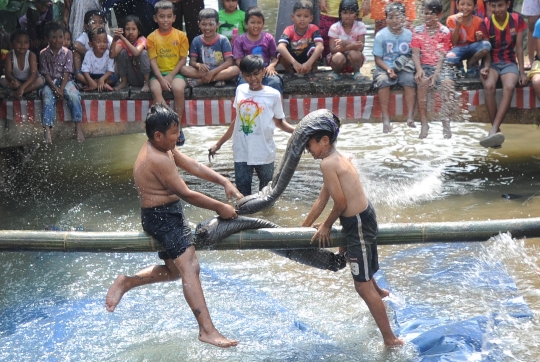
[208,55,295,196]
[79,27,118,91]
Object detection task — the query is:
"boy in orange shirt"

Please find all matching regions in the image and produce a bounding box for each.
[445,0,491,77]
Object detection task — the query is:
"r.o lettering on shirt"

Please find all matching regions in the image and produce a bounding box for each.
[386,42,410,54]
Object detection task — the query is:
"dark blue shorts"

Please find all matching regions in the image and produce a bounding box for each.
[339,202,379,282]
[141,200,194,260]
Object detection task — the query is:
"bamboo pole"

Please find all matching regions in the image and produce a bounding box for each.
[1,218,540,252]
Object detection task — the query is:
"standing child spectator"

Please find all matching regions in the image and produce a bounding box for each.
[79,27,118,92]
[521,0,540,69]
[39,22,83,143]
[325,0,368,81]
[301,113,405,348]
[63,0,102,40]
[319,0,367,57]
[445,0,491,77]
[147,0,189,146]
[218,0,246,43]
[181,9,240,88]
[277,0,324,82]
[412,0,454,139]
[0,30,45,99]
[73,10,114,85]
[109,15,151,91]
[371,0,415,34]
[233,7,283,94]
[529,18,540,101]
[479,0,528,148]
[208,55,295,196]
[372,2,416,133]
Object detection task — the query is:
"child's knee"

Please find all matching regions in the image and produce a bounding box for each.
[348,50,363,63]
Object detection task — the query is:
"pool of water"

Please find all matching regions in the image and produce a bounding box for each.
[2,121,540,360]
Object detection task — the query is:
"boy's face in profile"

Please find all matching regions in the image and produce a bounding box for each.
[305,137,328,159]
[246,15,264,37]
[223,0,239,13]
[457,0,475,17]
[422,8,441,27]
[198,17,218,38]
[90,33,109,56]
[291,9,313,31]
[154,8,176,32]
[152,122,180,151]
[488,0,510,18]
[49,29,64,51]
[241,69,265,91]
[386,10,406,33]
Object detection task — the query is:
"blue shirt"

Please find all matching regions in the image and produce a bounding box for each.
[189,34,233,70]
[372,27,412,70]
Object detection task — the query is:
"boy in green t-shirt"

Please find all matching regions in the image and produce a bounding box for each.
[218,0,245,43]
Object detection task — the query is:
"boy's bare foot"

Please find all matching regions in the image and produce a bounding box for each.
[385,337,405,348]
[114,80,128,91]
[44,128,52,143]
[442,120,452,139]
[198,329,239,348]
[105,84,114,92]
[419,124,429,139]
[105,275,130,312]
[382,119,392,133]
[76,124,85,143]
[406,119,416,128]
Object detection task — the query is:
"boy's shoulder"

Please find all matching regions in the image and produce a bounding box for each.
[236,83,281,97]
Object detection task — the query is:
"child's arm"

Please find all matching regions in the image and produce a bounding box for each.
[73,41,87,56]
[412,47,425,82]
[201,56,234,84]
[302,183,330,227]
[450,0,455,15]
[57,71,71,101]
[374,55,397,79]
[303,42,324,72]
[274,117,295,133]
[62,0,71,26]
[3,52,16,85]
[189,55,210,74]
[172,147,243,199]
[363,0,371,16]
[97,71,113,91]
[480,52,490,78]
[312,162,348,248]
[83,72,97,90]
[449,16,462,46]
[208,118,235,159]
[266,57,279,76]
[276,42,298,69]
[516,31,528,86]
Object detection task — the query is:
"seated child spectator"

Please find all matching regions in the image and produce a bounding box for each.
[521,0,540,69]
[39,22,83,143]
[411,0,454,139]
[479,0,528,148]
[300,113,405,348]
[79,27,118,92]
[208,55,295,196]
[450,0,486,18]
[371,0,416,34]
[372,2,416,133]
[218,0,245,43]
[181,8,240,88]
[233,7,283,94]
[63,28,73,51]
[445,0,491,77]
[277,0,323,82]
[529,18,540,101]
[319,0,367,58]
[325,0,367,81]
[109,15,151,91]
[73,10,113,85]
[148,0,189,145]
[0,29,45,99]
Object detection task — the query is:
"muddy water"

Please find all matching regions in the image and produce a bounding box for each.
[1,122,540,361]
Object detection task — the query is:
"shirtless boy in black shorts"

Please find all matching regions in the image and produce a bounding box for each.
[301,111,404,348]
[105,104,242,348]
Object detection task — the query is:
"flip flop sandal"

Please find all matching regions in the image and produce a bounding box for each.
[479,133,505,148]
[326,72,342,81]
[214,81,226,88]
[352,72,369,81]
[186,78,199,88]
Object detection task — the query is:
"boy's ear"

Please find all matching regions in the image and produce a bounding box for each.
[153,130,163,141]
[153,14,157,23]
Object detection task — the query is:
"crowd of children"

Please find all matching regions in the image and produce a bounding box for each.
[0,0,537,148]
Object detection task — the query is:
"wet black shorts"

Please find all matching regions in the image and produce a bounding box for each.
[141,200,194,260]
[339,202,379,282]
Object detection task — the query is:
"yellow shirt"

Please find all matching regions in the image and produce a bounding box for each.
[321,0,363,18]
[147,28,189,73]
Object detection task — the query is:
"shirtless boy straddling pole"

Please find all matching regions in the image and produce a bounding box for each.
[302,113,404,347]
[105,104,242,348]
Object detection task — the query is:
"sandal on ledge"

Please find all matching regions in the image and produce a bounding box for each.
[326,72,342,81]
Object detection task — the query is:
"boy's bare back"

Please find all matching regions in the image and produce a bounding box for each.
[320,150,368,217]
[134,141,182,208]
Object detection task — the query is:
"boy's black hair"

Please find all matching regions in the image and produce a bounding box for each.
[145,103,179,139]
[309,114,342,144]
[339,0,360,22]
[239,54,265,73]
[120,15,145,36]
[385,1,406,17]
[154,0,175,15]
[84,10,106,26]
[457,0,478,5]
[245,6,265,23]
[293,0,314,15]
[10,29,29,43]
[424,0,443,14]
[88,27,108,43]
[44,22,64,39]
[198,8,219,22]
